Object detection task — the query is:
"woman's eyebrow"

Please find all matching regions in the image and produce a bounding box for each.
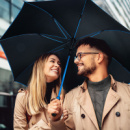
[50,58,55,60]
[50,58,60,62]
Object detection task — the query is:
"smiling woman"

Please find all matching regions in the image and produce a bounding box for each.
[13,53,64,130]
[44,55,61,83]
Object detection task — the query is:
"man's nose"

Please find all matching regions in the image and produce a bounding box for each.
[74,57,79,64]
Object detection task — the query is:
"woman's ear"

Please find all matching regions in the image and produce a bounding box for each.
[97,52,104,64]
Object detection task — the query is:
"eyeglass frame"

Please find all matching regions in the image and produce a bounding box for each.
[74,52,99,61]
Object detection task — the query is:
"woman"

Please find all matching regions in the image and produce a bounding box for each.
[14,53,65,130]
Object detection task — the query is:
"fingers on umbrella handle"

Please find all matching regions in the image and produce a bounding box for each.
[52,113,57,117]
[51,96,60,117]
[56,96,60,100]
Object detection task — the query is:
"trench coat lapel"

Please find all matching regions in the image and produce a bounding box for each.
[102,87,120,123]
[77,82,99,130]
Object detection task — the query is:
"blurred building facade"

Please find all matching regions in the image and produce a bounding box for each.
[94,0,130,30]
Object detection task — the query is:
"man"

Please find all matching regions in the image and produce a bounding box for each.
[48,37,130,130]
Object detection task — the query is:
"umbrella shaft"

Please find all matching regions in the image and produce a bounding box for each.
[57,55,70,99]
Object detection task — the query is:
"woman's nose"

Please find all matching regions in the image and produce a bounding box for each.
[55,63,60,67]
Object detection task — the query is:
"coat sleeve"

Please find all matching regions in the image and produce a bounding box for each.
[50,91,75,130]
[14,92,28,130]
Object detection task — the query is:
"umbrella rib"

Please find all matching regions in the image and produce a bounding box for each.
[40,34,64,43]
[100,30,130,34]
[77,31,102,40]
[49,42,70,53]
[112,58,130,73]
[53,19,71,39]
[40,34,68,40]
[92,30,130,37]
[74,0,87,38]
[53,19,68,39]
[26,2,53,17]
[26,2,70,39]
[77,30,130,40]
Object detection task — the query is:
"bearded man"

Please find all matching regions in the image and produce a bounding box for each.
[48,37,130,130]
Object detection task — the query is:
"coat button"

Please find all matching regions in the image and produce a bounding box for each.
[81,114,85,118]
[116,112,120,117]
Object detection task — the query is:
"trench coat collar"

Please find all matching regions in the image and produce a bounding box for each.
[77,74,120,130]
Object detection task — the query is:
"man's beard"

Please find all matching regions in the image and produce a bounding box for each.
[77,61,96,76]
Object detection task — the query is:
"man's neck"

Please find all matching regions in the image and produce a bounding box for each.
[87,69,108,82]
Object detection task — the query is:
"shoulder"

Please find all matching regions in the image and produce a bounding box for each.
[14,88,27,113]
[65,85,81,100]
[110,75,130,96]
[116,81,130,99]
[117,81,130,91]
[16,88,27,103]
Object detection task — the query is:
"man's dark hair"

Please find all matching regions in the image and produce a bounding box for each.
[76,37,112,65]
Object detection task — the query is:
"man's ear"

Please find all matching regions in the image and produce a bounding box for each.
[97,53,104,64]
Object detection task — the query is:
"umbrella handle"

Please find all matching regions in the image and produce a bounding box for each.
[51,55,70,117]
[52,113,57,117]
[51,96,60,117]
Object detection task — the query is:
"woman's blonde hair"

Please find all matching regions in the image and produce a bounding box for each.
[26,53,62,115]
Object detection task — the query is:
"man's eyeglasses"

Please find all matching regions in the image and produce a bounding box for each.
[74,52,99,61]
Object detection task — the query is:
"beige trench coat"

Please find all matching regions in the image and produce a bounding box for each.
[14,88,57,130]
[51,75,130,130]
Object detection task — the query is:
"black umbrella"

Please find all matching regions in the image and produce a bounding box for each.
[0,0,130,96]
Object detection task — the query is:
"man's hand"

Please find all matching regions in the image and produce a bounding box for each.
[48,95,63,121]
[63,108,68,121]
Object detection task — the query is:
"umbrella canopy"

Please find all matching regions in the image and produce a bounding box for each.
[0,0,130,92]
[1,33,84,92]
[1,0,128,39]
